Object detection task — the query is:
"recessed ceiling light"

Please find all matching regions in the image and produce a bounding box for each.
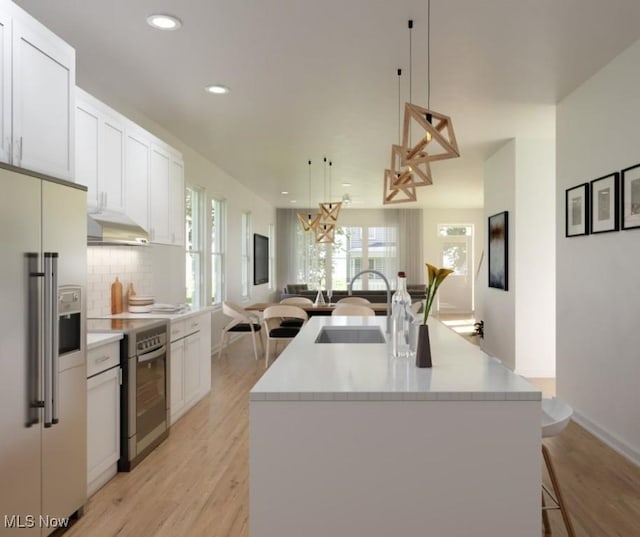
[281,191,289,195]
[341,182,352,187]
[147,14,182,31]
[205,85,230,95]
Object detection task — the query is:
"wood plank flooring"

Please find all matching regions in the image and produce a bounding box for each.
[63,337,640,537]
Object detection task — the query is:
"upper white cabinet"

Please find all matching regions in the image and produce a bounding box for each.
[124,125,150,229]
[76,89,125,213]
[74,87,185,245]
[149,142,185,246]
[5,3,75,181]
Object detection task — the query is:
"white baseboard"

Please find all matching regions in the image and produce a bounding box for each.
[572,410,640,468]
[515,368,555,378]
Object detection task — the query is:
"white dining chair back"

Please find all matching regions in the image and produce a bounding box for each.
[280,297,314,305]
[218,301,263,362]
[262,305,308,368]
[336,296,371,305]
[331,304,375,317]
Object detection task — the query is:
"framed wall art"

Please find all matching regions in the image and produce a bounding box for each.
[621,163,640,230]
[565,183,589,237]
[488,211,508,291]
[590,172,619,234]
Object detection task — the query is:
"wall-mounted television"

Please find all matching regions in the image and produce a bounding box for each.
[253,233,269,285]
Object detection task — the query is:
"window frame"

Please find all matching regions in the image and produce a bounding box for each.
[185,185,205,307]
[211,197,226,306]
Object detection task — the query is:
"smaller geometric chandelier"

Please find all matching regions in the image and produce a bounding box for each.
[318,159,342,223]
[297,159,321,232]
[315,220,336,243]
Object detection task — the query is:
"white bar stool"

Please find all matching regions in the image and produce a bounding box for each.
[541,397,577,537]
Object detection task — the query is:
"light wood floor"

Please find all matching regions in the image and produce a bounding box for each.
[63,337,640,537]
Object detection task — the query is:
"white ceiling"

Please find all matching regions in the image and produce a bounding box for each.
[16,0,640,209]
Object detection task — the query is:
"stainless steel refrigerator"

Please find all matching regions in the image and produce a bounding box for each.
[0,166,87,536]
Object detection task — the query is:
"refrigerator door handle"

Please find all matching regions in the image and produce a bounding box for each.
[27,253,44,427]
[43,253,53,427]
[51,253,59,425]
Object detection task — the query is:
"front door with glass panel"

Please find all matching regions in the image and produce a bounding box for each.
[437,225,473,313]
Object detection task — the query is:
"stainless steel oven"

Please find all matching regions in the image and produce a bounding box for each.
[86,317,170,471]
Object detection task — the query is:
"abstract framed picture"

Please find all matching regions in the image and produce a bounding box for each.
[565,183,589,237]
[590,172,619,234]
[621,163,640,230]
[488,211,508,291]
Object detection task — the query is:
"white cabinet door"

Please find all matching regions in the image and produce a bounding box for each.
[0,8,11,164]
[170,340,185,420]
[125,127,150,229]
[87,366,120,493]
[169,155,185,246]
[149,143,171,244]
[75,101,100,209]
[11,17,74,181]
[198,312,212,396]
[184,332,200,405]
[100,111,125,213]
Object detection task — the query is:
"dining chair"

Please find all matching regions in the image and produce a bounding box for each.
[331,304,375,317]
[336,296,371,305]
[279,297,313,327]
[262,305,308,368]
[218,301,263,362]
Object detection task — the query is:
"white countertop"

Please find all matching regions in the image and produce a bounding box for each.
[98,305,214,322]
[87,332,123,350]
[250,316,541,402]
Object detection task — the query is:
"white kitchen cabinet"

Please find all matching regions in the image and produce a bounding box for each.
[9,6,75,181]
[0,8,11,164]
[124,125,151,229]
[75,89,125,213]
[149,143,171,244]
[169,312,212,425]
[86,340,121,497]
[169,153,185,246]
[170,339,185,420]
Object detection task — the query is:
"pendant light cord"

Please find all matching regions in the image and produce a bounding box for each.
[427,0,431,108]
[397,68,402,144]
[329,160,333,201]
[323,157,327,201]
[307,159,312,212]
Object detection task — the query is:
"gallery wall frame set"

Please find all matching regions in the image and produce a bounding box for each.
[488,211,508,291]
[564,167,640,237]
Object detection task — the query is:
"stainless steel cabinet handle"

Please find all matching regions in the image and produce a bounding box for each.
[27,253,43,427]
[43,254,53,427]
[51,253,59,425]
[19,136,23,161]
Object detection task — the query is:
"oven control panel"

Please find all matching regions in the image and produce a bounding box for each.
[136,325,167,354]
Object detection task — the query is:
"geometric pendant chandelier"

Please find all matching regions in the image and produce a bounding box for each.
[383,167,417,204]
[297,159,321,232]
[318,159,342,224]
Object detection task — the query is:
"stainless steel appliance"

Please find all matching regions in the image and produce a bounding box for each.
[0,166,87,536]
[86,318,170,471]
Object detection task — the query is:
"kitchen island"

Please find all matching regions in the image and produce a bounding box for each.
[250,316,542,537]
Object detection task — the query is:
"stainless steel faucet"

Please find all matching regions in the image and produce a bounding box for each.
[348,270,391,333]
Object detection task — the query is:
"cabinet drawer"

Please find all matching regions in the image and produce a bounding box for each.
[87,341,120,378]
[170,320,185,342]
[183,316,201,336]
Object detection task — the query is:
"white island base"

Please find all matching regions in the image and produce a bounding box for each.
[250,317,541,537]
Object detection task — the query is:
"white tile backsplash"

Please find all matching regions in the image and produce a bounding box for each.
[87,246,154,317]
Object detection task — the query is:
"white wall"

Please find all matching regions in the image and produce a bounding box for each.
[481,141,517,369]
[514,138,556,378]
[557,38,640,465]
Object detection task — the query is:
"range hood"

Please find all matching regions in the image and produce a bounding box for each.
[87,211,149,246]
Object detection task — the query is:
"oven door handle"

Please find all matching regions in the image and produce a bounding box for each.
[138,345,167,363]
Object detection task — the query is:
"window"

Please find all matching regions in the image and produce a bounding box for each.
[185,186,204,306]
[241,212,251,297]
[292,224,397,291]
[438,224,473,276]
[211,198,225,305]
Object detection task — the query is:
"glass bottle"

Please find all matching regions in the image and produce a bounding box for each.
[391,271,413,358]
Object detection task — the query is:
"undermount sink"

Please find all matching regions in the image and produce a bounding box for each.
[314,326,386,344]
